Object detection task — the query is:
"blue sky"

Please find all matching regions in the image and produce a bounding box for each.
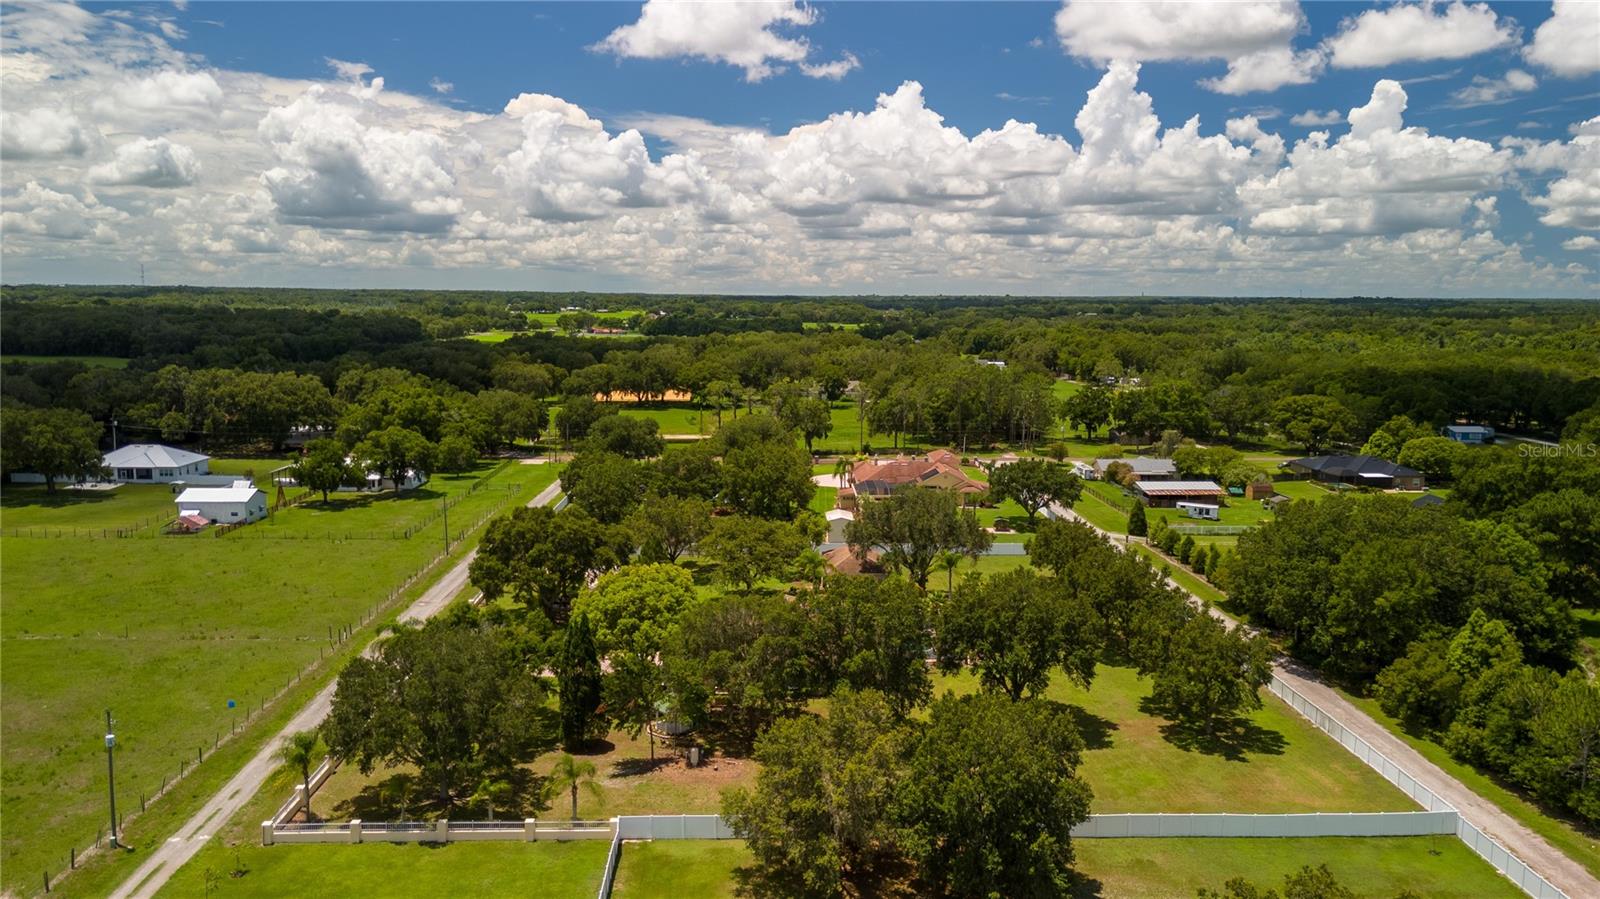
[3,1,1597,295]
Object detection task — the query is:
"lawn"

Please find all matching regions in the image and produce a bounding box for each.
[611,840,752,898]
[1073,836,1520,898]
[0,461,562,894]
[1072,491,1131,534]
[465,330,522,343]
[609,836,1513,898]
[931,666,1413,814]
[809,486,838,514]
[618,403,712,436]
[157,841,609,898]
[309,727,757,824]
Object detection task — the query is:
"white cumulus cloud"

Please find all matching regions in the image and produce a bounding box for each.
[1055,0,1321,94]
[1291,109,1344,127]
[0,107,92,158]
[1525,0,1600,78]
[88,136,201,187]
[1449,69,1538,107]
[593,0,853,82]
[1326,1,1518,69]
[258,85,462,232]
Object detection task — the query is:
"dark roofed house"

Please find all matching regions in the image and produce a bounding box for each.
[1284,455,1424,490]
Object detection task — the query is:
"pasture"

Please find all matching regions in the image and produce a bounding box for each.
[0,461,561,893]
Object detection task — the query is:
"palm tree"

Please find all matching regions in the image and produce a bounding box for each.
[832,455,855,490]
[795,548,826,591]
[278,729,324,823]
[466,775,513,821]
[936,550,962,596]
[547,753,602,822]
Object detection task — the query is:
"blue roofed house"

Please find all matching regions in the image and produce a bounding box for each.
[1444,425,1495,444]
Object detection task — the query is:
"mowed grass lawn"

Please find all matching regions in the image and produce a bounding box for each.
[312,726,756,823]
[1074,836,1519,898]
[158,841,608,898]
[0,461,560,893]
[611,840,751,899]
[932,666,1412,813]
[609,836,1512,898]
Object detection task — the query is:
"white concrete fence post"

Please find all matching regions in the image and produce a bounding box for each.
[349,819,362,844]
[524,818,538,842]
[435,820,449,842]
[261,821,274,846]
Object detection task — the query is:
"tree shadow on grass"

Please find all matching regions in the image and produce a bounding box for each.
[0,486,121,510]
[1140,697,1286,761]
[1068,873,1106,898]
[1063,704,1118,751]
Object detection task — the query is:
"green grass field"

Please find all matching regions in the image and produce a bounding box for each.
[0,462,561,894]
[1,354,131,368]
[465,330,521,343]
[1073,836,1518,898]
[932,666,1411,814]
[618,403,712,436]
[611,840,751,898]
[312,725,757,823]
[158,841,608,898]
[608,835,1513,898]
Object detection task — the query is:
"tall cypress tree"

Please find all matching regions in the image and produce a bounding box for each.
[558,613,604,750]
[1127,503,1148,538]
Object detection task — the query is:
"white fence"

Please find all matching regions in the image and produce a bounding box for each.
[1070,811,1456,838]
[1268,677,1568,899]
[262,817,613,845]
[616,815,737,840]
[269,757,340,827]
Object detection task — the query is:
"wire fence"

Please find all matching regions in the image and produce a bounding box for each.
[33,478,540,898]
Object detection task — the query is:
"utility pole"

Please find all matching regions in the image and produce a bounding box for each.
[139,263,145,287]
[105,710,119,848]
[111,419,119,451]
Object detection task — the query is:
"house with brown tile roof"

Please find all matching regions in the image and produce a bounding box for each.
[849,450,986,498]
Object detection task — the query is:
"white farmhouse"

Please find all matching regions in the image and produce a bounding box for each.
[174,480,267,524]
[104,444,211,483]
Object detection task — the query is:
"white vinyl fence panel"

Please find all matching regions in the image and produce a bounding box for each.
[1070,812,1456,839]
[1268,676,1567,899]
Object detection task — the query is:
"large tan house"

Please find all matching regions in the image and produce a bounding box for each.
[839,449,986,508]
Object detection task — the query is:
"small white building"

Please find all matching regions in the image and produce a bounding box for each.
[174,481,267,524]
[825,508,855,544]
[105,444,211,483]
[1176,501,1221,521]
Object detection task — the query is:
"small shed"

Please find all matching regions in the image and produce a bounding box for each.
[1133,480,1225,508]
[174,481,267,525]
[825,508,855,543]
[1245,479,1274,500]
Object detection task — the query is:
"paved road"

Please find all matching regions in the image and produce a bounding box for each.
[109,480,563,899]
[1049,502,1598,898]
